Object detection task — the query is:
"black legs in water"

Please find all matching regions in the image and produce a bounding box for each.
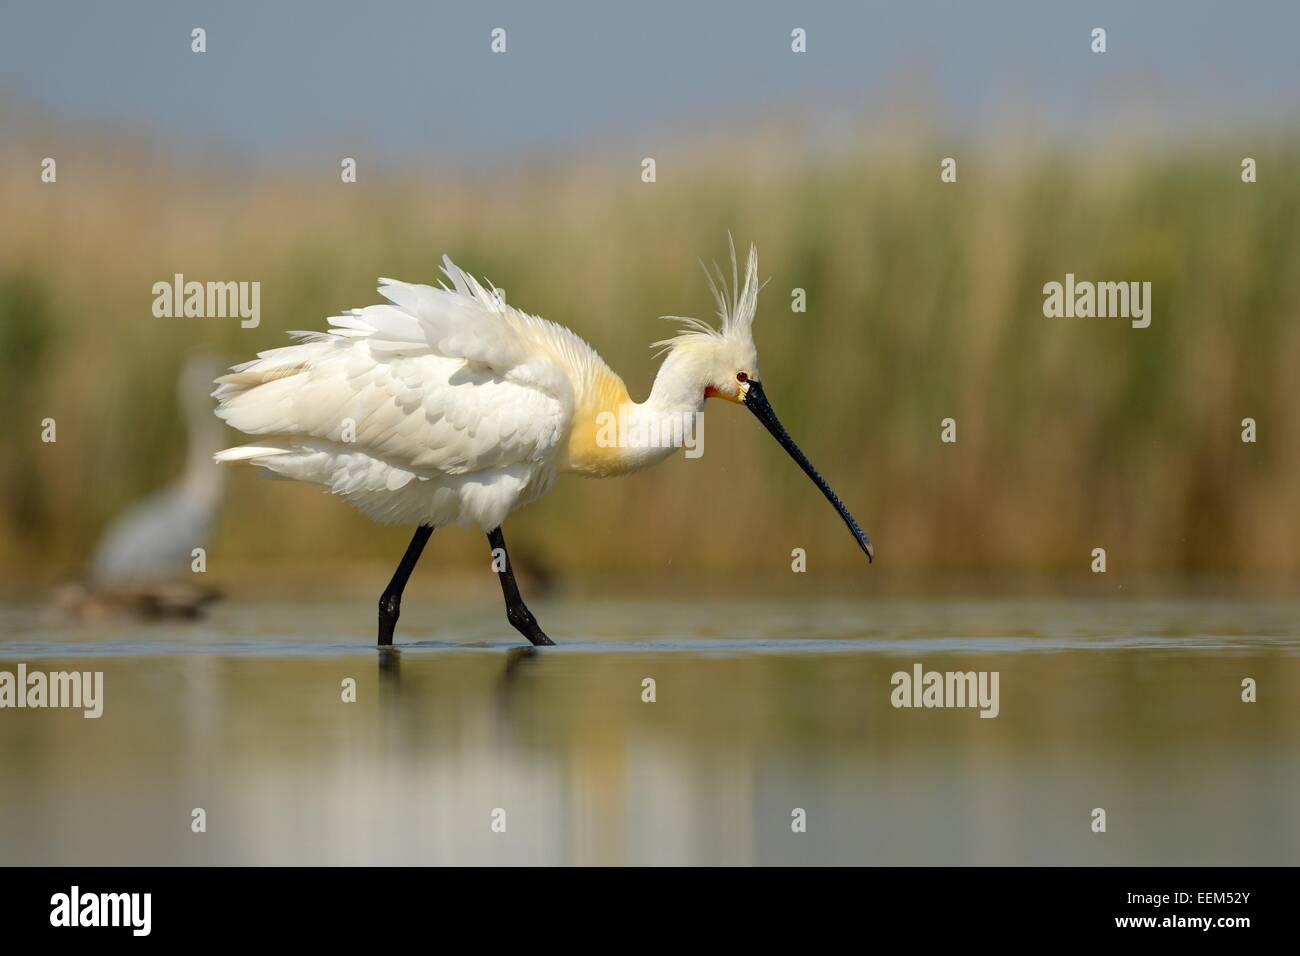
[375,523,554,647]
[377,525,433,646]
[488,526,556,646]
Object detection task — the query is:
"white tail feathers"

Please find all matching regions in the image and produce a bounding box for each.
[213,444,293,464]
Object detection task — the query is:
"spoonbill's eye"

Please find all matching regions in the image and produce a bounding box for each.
[736,371,748,383]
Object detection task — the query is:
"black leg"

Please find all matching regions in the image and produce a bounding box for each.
[487,526,555,646]
[378,525,433,646]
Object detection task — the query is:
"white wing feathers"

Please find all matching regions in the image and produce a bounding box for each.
[212,257,589,528]
[318,258,571,397]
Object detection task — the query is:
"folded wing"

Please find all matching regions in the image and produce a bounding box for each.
[212,258,580,527]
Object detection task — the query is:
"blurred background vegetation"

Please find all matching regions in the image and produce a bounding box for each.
[2,115,1298,596]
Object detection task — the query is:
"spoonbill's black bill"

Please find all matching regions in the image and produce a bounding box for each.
[742,379,874,562]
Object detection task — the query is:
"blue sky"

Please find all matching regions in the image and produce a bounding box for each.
[2,1,1297,165]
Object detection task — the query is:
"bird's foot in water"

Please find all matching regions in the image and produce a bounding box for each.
[506,604,554,646]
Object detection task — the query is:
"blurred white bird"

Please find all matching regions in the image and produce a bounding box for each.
[214,241,872,646]
[55,355,226,620]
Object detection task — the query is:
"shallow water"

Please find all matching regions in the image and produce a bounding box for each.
[1,597,1298,865]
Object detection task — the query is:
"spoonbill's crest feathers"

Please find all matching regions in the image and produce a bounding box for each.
[652,238,766,357]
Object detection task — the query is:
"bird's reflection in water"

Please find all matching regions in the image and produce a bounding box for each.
[374,643,544,746]
[501,646,539,682]
[498,646,540,698]
[495,647,542,747]
[378,645,401,697]
[375,646,408,763]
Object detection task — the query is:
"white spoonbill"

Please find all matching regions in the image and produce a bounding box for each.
[213,241,872,646]
[54,354,227,622]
